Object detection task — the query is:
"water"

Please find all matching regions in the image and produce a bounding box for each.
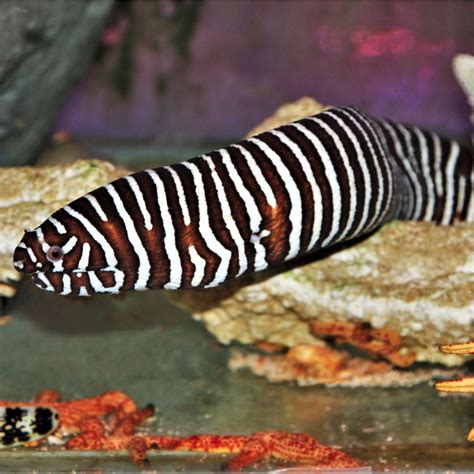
[0,280,472,471]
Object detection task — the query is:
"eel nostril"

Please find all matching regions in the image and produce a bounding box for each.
[46,246,64,262]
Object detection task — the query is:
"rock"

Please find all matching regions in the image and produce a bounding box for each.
[0,160,129,298]
[172,221,473,367]
[453,53,474,150]
[0,0,113,166]
[245,97,329,137]
[453,54,474,111]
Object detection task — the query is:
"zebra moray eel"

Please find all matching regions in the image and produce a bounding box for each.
[13,107,472,296]
[0,406,59,447]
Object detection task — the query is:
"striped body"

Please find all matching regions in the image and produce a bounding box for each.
[13,107,473,295]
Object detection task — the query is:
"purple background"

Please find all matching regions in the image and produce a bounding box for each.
[54,0,473,145]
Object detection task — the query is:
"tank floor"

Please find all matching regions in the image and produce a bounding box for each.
[0,280,472,471]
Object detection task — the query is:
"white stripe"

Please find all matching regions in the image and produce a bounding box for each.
[232,144,277,208]
[77,242,91,270]
[248,137,303,260]
[270,130,323,250]
[290,122,342,247]
[85,194,108,221]
[146,170,182,289]
[324,110,373,239]
[17,242,27,249]
[182,162,232,287]
[36,273,54,292]
[48,217,67,234]
[374,119,413,219]
[27,246,37,263]
[337,109,386,232]
[126,176,153,231]
[398,124,425,220]
[79,286,89,296]
[441,141,460,225]
[64,205,117,267]
[431,132,444,197]
[61,274,71,295]
[35,228,49,253]
[220,148,268,272]
[62,235,78,254]
[165,166,191,226]
[188,245,206,287]
[105,184,151,290]
[357,115,395,220]
[469,150,474,223]
[468,183,474,223]
[380,122,421,219]
[414,127,436,221]
[88,270,125,294]
[203,155,248,276]
[309,115,360,238]
[456,176,467,220]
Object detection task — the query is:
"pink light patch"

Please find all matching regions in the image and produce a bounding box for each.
[102,16,130,47]
[352,28,415,57]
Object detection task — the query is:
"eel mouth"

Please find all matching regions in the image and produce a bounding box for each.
[32,268,126,296]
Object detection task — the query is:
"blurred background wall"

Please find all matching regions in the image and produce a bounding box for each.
[1,0,472,166]
[54,0,473,146]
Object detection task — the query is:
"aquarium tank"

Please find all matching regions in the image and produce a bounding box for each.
[0,0,472,471]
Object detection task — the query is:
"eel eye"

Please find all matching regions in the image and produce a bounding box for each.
[46,246,64,262]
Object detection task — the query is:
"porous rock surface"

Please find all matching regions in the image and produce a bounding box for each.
[173,221,473,366]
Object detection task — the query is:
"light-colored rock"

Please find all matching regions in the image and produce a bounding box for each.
[245,97,330,137]
[453,54,474,109]
[172,221,473,366]
[453,53,474,150]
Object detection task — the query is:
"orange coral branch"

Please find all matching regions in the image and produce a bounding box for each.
[435,340,473,442]
[310,320,416,367]
[435,377,474,393]
[439,341,474,355]
[0,390,362,470]
[67,431,362,470]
